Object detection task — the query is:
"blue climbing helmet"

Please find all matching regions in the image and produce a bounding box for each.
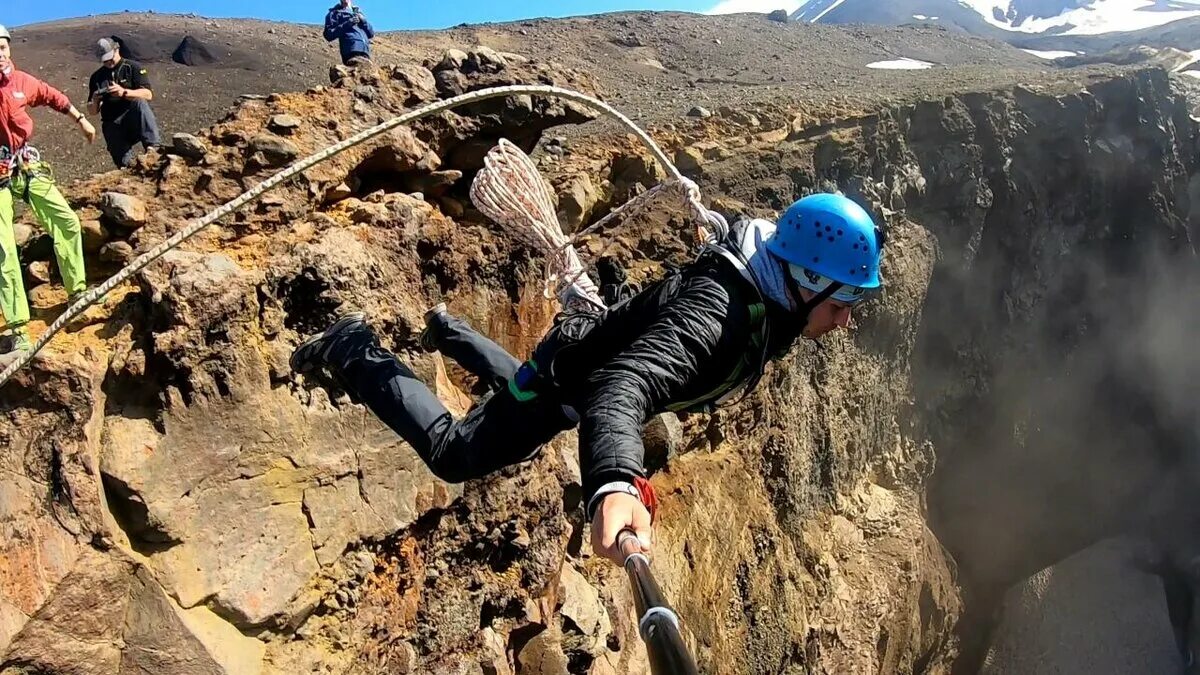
[764,193,884,304]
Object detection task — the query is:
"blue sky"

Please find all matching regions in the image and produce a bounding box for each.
[6,0,806,29]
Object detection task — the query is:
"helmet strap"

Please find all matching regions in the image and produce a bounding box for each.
[783,269,844,321]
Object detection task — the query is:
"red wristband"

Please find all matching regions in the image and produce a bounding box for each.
[633,476,658,523]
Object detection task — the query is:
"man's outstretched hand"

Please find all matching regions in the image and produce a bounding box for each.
[591,491,652,566]
[77,117,96,144]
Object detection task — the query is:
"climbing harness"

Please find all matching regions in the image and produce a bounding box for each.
[0,148,13,186]
[0,145,49,198]
[0,84,724,388]
[618,529,699,675]
[666,221,774,414]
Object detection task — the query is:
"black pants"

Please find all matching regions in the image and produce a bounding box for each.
[102,99,162,168]
[339,313,578,483]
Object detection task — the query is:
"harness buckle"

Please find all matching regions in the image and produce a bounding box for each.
[0,145,40,181]
[17,146,40,165]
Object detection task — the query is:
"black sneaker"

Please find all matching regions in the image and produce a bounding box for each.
[290,312,372,375]
[418,302,447,353]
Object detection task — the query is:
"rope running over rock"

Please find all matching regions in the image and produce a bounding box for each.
[0,84,719,388]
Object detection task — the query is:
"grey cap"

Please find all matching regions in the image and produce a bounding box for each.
[96,37,118,62]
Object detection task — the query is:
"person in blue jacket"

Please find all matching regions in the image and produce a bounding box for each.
[324,0,375,66]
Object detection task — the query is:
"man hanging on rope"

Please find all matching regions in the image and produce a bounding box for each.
[0,25,96,355]
[291,193,884,565]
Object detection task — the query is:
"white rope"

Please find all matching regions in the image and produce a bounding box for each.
[0,84,713,388]
[470,139,606,309]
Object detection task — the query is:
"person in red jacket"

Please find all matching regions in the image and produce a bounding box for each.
[0,24,97,355]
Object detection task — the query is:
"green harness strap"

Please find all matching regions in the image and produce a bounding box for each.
[665,299,767,414]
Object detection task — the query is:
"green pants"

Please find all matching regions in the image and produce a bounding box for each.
[0,162,86,330]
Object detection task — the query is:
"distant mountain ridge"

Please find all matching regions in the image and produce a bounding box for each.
[791,0,1200,53]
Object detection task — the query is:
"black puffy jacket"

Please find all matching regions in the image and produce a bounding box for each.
[545,244,806,506]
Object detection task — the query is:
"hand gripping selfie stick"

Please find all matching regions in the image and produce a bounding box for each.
[617,529,700,675]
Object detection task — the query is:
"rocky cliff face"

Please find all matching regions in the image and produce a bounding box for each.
[1,41,1197,675]
[677,68,1199,672]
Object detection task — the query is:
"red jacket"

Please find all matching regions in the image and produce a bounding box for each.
[0,64,72,151]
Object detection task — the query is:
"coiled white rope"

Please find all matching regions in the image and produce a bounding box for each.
[471,138,607,309]
[0,84,717,388]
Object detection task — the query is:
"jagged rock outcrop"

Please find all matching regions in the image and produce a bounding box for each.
[1,37,1198,675]
[0,56,608,672]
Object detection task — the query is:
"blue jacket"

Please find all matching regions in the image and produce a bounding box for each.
[324,5,375,63]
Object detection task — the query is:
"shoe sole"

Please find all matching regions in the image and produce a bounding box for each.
[290,312,367,374]
[419,303,449,353]
[423,302,447,324]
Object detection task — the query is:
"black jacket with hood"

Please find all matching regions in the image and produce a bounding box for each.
[543,219,806,506]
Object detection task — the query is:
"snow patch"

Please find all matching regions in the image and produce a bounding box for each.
[1021,49,1078,59]
[867,58,934,70]
[957,0,1200,36]
[1165,49,1200,72]
[811,0,849,22]
[913,14,940,20]
[1181,70,1200,79]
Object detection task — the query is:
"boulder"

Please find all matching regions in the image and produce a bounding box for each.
[1,548,262,674]
[674,145,705,174]
[171,133,209,161]
[982,537,1185,675]
[268,114,303,135]
[353,85,378,103]
[99,241,135,264]
[479,627,513,675]
[99,192,148,230]
[435,68,470,98]
[26,261,51,286]
[468,46,508,73]
[559,565,611,653]
[642,413,683,472]
[324,182,354,204]
[248,134,301,166]
[687,106,712,118]
[26,283,59,309]
[517,625,570,675]
[499,51,530,65]
[11,220,34,248]
[767,9,790,22]
[435,48,469,72]
[329,64,352,86]
[674,141,729,174]
[390,64,438,104]
[556,174,599,233]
